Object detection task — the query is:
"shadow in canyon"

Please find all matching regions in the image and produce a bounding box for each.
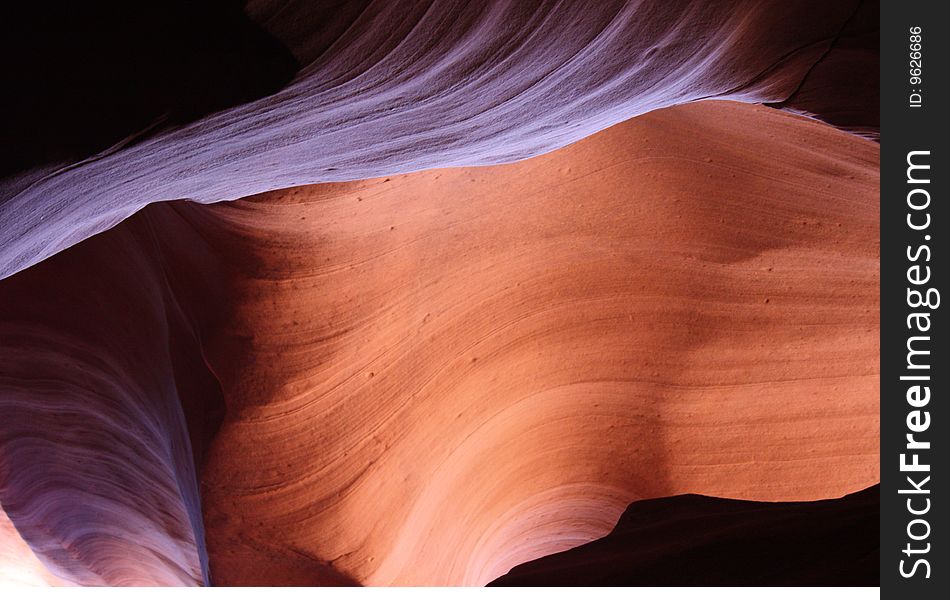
[1,0,299,178]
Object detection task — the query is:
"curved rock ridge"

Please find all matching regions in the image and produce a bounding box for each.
[1,100,878,585]
[0,213,221,585]
[489,485,879,586]
[0,0,875,280]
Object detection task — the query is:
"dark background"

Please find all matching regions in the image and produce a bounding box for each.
[0,1,298,178]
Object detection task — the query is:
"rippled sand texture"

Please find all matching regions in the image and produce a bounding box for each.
[0,99,878,585]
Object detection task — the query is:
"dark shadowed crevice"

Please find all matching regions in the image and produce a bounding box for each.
[489,485,879,586]
[766,0,879,138]
[0,1,299,178]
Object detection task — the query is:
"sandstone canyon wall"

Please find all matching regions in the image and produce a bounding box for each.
[0,0,879,587]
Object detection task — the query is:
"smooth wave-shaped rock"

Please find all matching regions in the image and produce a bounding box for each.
[0,213,219,585]
[0,0,875,280]
[489,485,879,586]
[0,99,878,585]
[196,100,879,585]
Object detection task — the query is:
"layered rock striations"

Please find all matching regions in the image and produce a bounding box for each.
[1,0,876,280]
[1,99,878,585]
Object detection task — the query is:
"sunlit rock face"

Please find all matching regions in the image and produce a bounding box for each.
[0,0,878,588]
[1,99,877,585]
[1,0,875,280]
[193,101,879,585]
